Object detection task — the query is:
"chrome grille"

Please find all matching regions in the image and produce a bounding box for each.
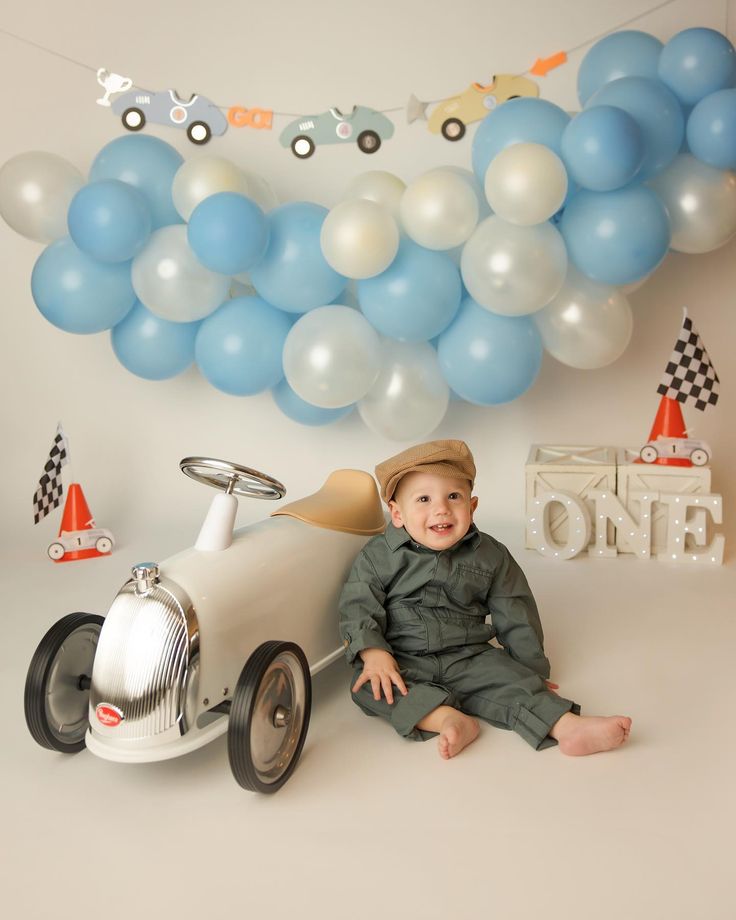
[90,575,199,740]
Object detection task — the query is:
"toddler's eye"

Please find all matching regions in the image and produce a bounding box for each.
[449,492,461,500]
[417,495,430,503]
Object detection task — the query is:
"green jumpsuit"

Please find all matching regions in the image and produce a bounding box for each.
[338,523,579,749]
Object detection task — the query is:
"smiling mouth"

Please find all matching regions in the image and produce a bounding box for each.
[430,523,453,533]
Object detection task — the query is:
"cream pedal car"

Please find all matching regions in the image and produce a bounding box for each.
[24,458,385,793]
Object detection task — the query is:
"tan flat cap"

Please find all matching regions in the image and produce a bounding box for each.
[375,439,476,504]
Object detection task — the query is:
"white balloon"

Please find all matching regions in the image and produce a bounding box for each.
[343,170,406,218]
[132,225,230,321]
[461,216,568,315]
[242,170,279,212]
[320,199,399,279]
[283,305,381,408]
[0,151,83,242]
[358,340,449,441]
[647,154,736,254]
[484,143,568,225]
[534,266,633,369]
[172,156,250,221]
[400,168,479,249]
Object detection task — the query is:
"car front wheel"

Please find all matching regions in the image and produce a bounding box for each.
[47,542,65,561]
[291,135,315,158]
[441,118,466,141]
[640,445,658,463]
[24,612,105,753]
[122,107,145,131]
[357,130,381,153]
[187,121,211,145]
[228,640,311,793]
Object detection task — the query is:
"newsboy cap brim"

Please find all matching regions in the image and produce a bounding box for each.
[375,439,476,504]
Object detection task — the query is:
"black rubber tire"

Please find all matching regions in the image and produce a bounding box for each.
[357,130,381,153]
[187,120,211,145]
[122,107,145,131]
[228,640,311,794]
[441,118,466,141]
[24,612,104,754]
[291,135,315,158]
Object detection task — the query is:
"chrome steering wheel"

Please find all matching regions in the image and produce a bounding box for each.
[179,457,286,501]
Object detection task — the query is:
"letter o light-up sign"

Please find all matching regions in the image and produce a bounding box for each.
[526,491,591,559]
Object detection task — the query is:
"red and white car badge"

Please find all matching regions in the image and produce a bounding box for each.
[96,703,124,727]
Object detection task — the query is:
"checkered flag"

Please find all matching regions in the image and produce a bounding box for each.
[32,424,69,524]
[656,311,720,412]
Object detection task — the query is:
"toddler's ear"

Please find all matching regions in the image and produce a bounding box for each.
[388,500,404,528]
[470,496,479,514]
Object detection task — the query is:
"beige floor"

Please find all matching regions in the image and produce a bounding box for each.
[3,521,734,920]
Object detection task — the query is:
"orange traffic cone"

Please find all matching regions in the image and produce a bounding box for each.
[51,482,111,563]
[643,394,691,466]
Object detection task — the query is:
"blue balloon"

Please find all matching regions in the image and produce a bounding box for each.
[272,379,354,426]
[560,186,670,285]
[658,28,736,107]
[561,106,645,191]
[195,296,292,395]
[472,98,570,183]
[89,135,183,229]
[31,238,136,334]
[111,301,198,380]
[577,30,663,106]
[586,76,685,180]
[187,192,270,275]
[67,179,152,263]
[357,239,461,342]
[687,88,736,169]
[437,297,542,405]
[250,202,347,313]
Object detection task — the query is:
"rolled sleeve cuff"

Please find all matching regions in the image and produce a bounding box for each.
[514,655,551,680]
[342,628,393,664]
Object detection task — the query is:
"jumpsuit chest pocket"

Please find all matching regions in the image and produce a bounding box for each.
[447,563,492,610]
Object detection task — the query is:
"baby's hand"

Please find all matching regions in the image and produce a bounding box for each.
[353,648,408,705]
[545,680,560,692]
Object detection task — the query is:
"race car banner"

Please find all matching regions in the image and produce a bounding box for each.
[32,423,69,524]
[657,310,720,411]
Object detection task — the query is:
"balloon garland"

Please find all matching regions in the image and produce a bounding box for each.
[2,27,735,441]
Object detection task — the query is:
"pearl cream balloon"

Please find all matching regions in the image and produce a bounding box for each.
[534,266,633,368]
[283,305,382,408]
[647,153,736,253]
[320,198,399,279]
[0,151,83,242]
[461,216,568,315]
[343,170,406,218]
[484,143,568,225]
[132,225,230,322]
[400,168,480,249]
[172,156,251,221]
[358,340,450,441]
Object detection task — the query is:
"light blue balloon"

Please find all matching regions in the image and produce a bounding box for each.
[658,28,736,107]
[561,106,645,191]
[67,179,152,262]
[437,296,542,405]
[187,192,269,275]
[111,301,198,380]
[577,30,663,106]
[687,88,736,169]
[31,238,136,334]
[560,186,670,284]
[586,76,685,180]
[250,202,347,313]
[272,378,354,426]
[89,135,183,229]
[357,239,461,342]
[195,295,292,395]
[472,98,570,184]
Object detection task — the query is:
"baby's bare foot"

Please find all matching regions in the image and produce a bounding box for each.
[552,713,632,756]
[437,713,479,759]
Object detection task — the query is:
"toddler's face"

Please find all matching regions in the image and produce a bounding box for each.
[389,471,478,551]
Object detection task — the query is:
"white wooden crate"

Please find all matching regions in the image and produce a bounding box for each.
[525,445,617,549]
[616,448,712,554]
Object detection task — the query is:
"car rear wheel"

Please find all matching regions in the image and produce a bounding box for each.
[640,445,658,463]
[95,536,113,554]
[441,118,466,141]
[122,107,145,131]
[187,121,211,145]
[24,612,104,753]
[690,448,709,466]
[357,130,381,153]
[228,640,311,793]
[291,135,315,158]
